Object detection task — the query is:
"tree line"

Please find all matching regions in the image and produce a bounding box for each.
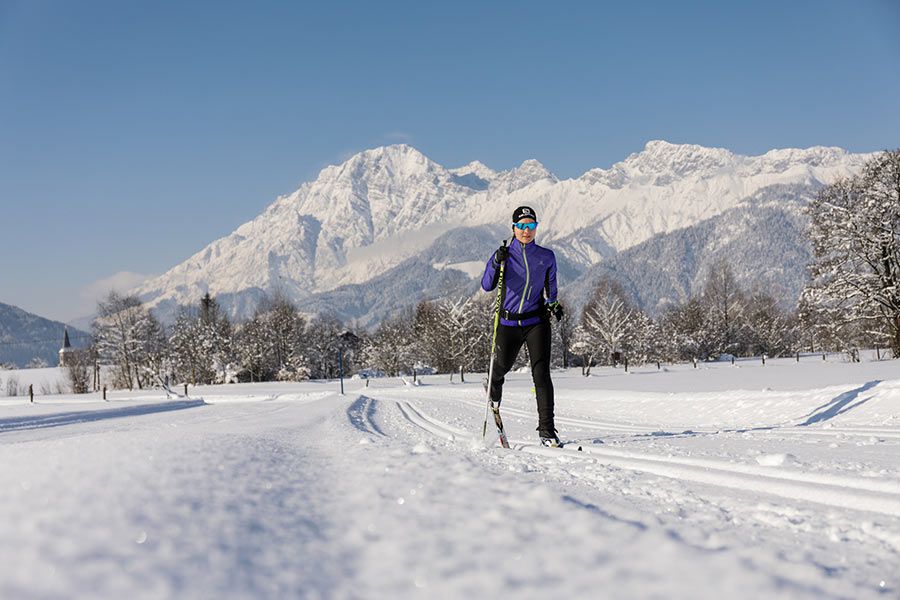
[82,267,798,390]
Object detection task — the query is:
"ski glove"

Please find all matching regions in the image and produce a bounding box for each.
[547,301,564,322]
[493,244,510,264]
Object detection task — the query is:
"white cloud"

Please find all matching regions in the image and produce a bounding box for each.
[80,271,154,300]
[336,149,359,163]
[69,271,156,321]
[384,131,414,144]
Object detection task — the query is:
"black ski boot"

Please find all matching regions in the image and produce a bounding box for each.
[538,427,561,448]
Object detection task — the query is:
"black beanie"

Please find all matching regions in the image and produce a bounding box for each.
[512,206,537,222]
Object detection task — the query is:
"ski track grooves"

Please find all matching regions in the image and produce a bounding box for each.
[453,396,657,434]
[394,400,900,518]
[347,396,386,437]
[453,396,900,440]
[395,401,460,441]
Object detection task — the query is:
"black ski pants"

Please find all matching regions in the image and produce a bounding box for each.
[488,319,555,432]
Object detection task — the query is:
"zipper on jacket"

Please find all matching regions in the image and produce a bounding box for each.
[517,242,530,326]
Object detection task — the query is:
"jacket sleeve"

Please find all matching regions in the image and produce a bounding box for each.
[544,250,558,303]
[482,256,500,292]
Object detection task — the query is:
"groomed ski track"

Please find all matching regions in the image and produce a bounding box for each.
[392,399,900,517]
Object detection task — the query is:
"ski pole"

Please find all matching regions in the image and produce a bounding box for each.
[482,240,509,441]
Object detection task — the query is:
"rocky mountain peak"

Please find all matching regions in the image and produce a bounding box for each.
[622,140,737,177]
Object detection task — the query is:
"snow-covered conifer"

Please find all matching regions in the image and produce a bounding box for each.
[169,293,235,384]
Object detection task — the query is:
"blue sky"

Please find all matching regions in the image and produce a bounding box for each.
[1,0,899,322]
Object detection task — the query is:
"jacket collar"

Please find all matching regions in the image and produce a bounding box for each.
[512,239,536,252]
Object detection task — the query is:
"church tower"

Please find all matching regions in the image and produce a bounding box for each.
[58,327,73,367]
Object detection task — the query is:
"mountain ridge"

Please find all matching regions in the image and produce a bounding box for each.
[0,302,91,368]
[132,141,873,324]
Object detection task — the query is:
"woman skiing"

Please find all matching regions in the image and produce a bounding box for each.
[482,205,564,447]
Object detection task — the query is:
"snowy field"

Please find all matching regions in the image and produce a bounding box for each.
[0,356,898,599]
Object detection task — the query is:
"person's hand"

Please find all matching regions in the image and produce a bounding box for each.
[493,244,509,264]
[547,301,564,322]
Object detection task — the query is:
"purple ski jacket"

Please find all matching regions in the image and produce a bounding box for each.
[482,239,558,327]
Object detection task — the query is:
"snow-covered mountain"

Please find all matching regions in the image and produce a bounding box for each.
[567,184,814,315]
[133,141,872,324]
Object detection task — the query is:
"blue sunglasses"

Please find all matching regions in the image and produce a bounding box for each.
[513,222,538,231]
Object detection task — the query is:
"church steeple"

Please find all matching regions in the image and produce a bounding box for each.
[59,326,73,367]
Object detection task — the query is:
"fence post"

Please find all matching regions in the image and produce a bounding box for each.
[339,349,344,396]
[29,384,33,403]
[693,357,697,369]
[184,383,188,397]
[624,357,628,372]
[876,347,881,361]
[413,368,417,383]
[657,361,661,370]
[796,351,800,362]
[102,385,107,401]
[459,365,464,383]
[731,356,735,366]
[822,353,826,361]
[762,355,766,366]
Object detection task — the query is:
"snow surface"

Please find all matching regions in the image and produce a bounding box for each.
[1,357,897,598]
[0,366,67,392]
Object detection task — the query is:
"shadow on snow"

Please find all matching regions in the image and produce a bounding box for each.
[797,380,881,426]
[0,400,206,433]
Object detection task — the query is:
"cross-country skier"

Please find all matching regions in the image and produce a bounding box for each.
[482,205,564,447]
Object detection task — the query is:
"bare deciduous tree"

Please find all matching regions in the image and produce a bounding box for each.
[579,277,638,367]
[93,292,165,390]
[65,348,93,394]
[743,291,796,357]
[363,310,416,377]
[550,294,576,368]
[703,259,745,356]
[803,150,900,354]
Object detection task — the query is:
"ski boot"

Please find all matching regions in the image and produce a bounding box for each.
[538,428,561,448]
